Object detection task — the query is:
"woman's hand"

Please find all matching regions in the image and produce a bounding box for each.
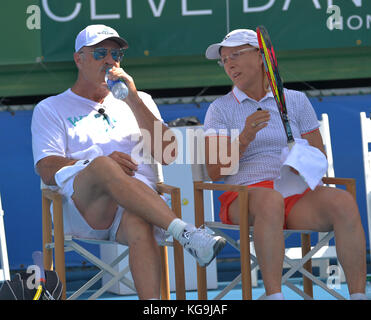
[239,109,270,146]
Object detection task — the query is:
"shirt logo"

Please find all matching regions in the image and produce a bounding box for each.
[66,114,117,132]
[67,115,87,127]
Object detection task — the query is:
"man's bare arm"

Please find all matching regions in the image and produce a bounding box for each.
[36,156,78,186]
[301,129,326,156]
[109,67,177,165]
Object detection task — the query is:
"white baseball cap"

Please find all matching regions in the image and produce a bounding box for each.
[205,29,259,60]
[75,24,128,52]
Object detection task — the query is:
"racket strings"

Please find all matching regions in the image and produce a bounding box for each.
[257,26,295,145]
[260,38,284,114]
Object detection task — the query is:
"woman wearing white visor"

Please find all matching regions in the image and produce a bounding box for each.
[203,29,367,300]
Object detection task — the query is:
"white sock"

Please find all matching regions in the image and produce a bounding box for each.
[265,292,285,300]
[350,293,368,300]
[167,218,188,241]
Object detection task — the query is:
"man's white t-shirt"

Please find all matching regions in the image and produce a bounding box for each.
[31,88,163,188]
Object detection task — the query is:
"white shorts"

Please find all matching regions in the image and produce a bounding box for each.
[52,160,167,242]
[52,160,123,241]
[62,195,124,241]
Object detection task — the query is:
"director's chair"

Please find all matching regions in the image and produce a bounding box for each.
[189,118,350,300]
[41,163,186,300]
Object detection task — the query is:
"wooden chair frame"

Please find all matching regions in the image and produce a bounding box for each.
[42,182,186,300]
[194,177,355,300]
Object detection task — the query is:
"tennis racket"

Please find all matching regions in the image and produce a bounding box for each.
[256,25,295,149]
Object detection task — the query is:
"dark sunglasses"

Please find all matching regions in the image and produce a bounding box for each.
[83,47,125,62]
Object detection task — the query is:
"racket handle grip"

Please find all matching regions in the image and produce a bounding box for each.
[32,251,46,282]
[288,141,295,150]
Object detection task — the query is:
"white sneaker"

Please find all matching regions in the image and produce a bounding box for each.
[179,225,226,267]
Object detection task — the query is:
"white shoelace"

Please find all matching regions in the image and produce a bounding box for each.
[184,227,216,254]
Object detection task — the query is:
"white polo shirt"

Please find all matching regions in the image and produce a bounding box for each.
[203,86,320,186]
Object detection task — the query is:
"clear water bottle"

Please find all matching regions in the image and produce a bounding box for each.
[105,68,129,100]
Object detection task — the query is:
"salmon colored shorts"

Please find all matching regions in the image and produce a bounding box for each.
[218,180,310,229]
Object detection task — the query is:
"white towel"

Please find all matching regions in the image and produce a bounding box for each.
[274,138,328,198]
[54,145,104,195]
[54,145,171,240]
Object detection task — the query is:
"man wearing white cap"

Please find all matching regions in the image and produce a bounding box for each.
[203,29,367,300]
[31,24,226,299]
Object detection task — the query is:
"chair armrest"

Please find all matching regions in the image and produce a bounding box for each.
[156,182,180,195]
[193,180,248,232]
[322,177,356,199]
[42,188,61,201]
[156,183,182,220]
[193,181,246,193]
